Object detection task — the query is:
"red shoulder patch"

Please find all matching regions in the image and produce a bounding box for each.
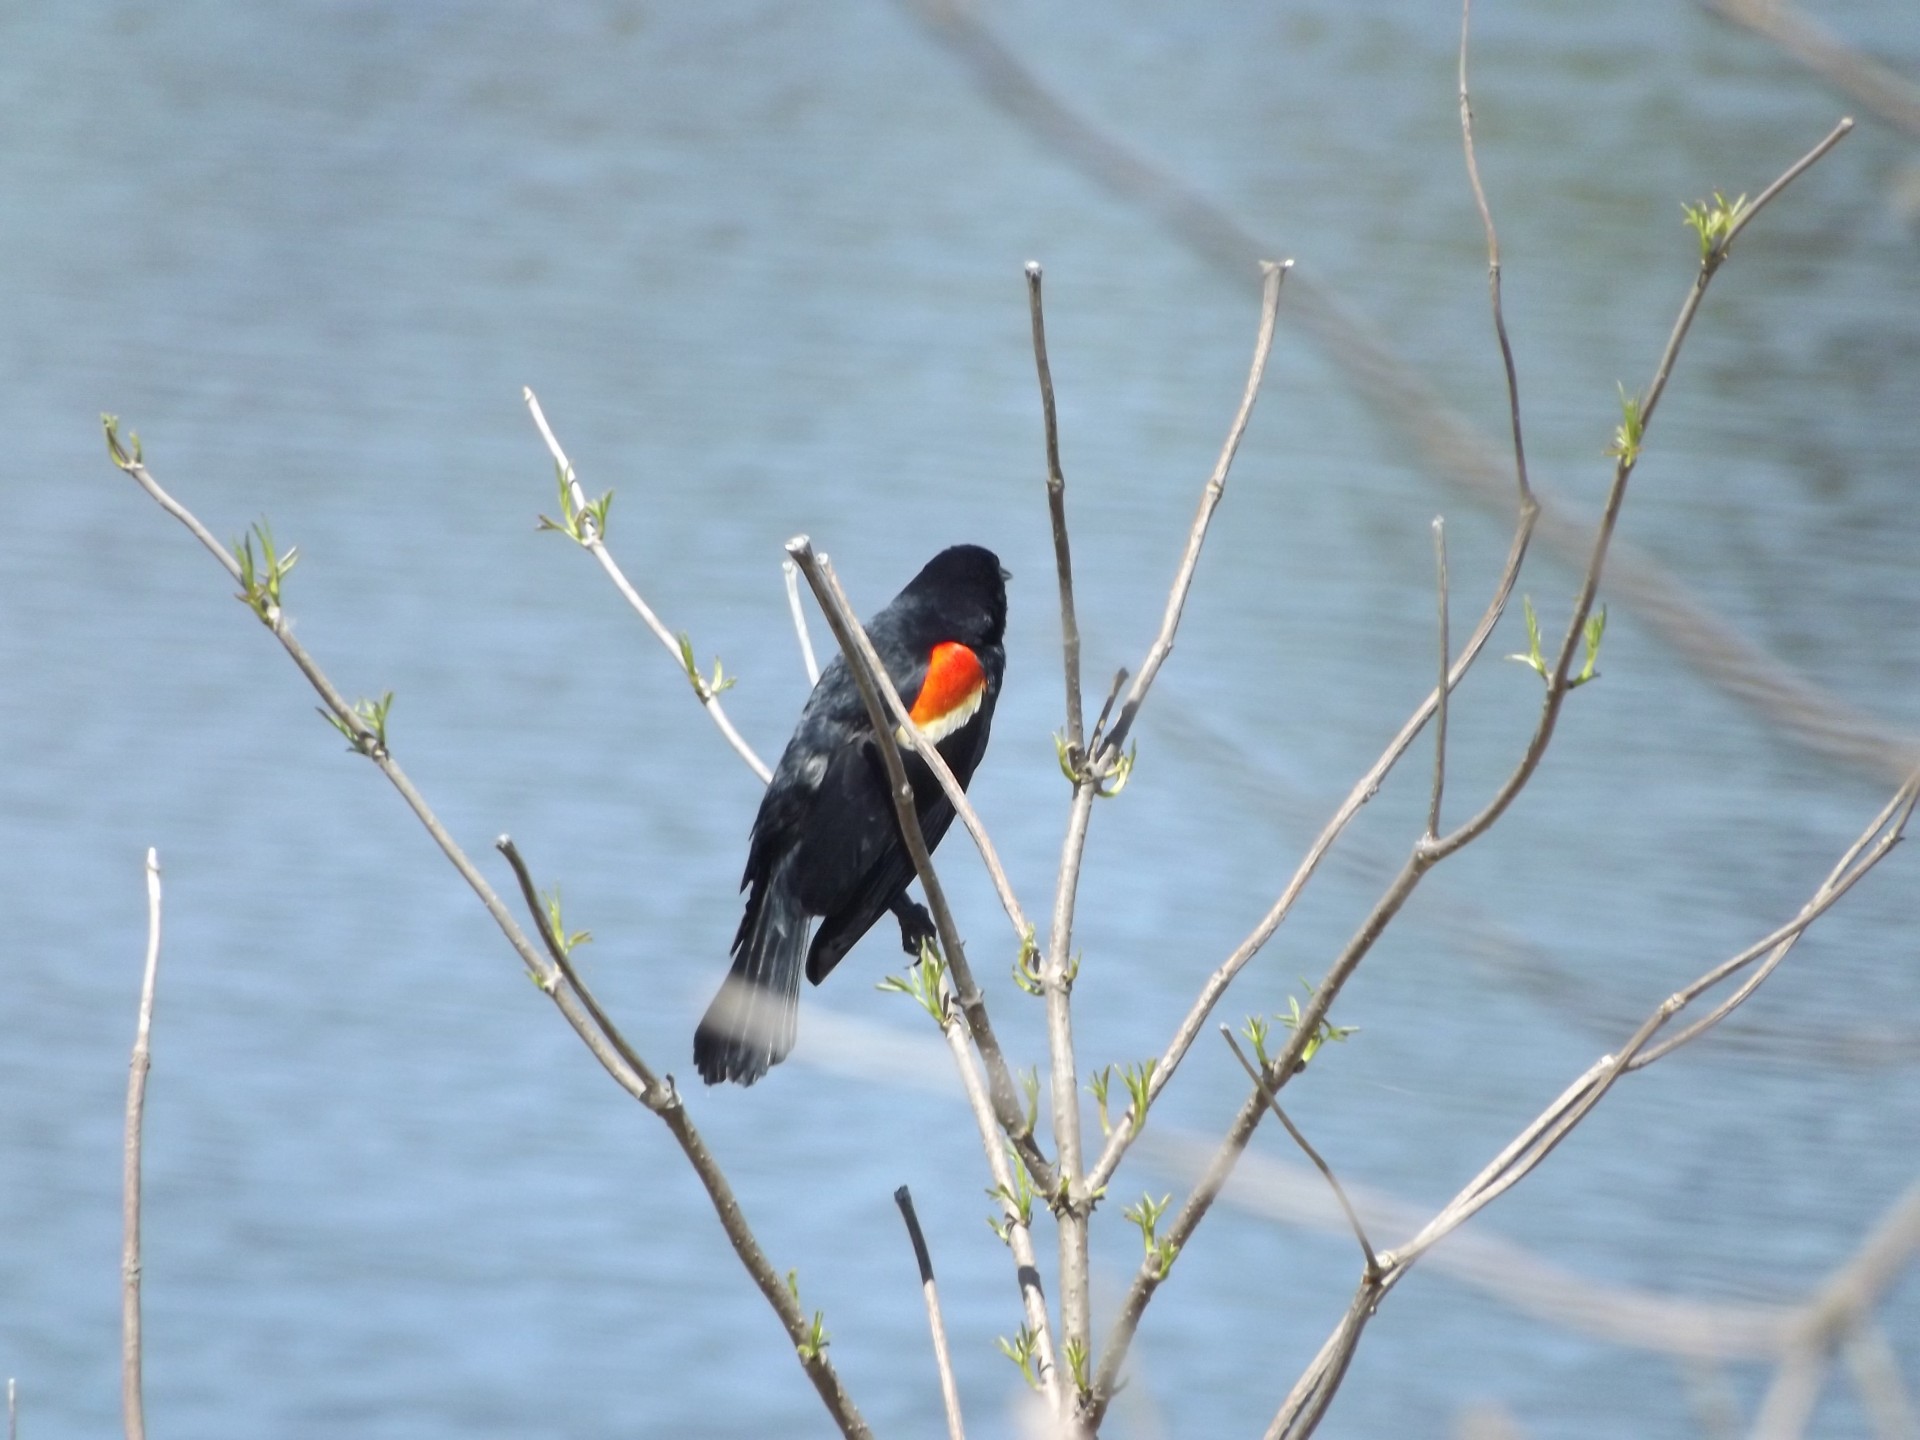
[909,642,986,737]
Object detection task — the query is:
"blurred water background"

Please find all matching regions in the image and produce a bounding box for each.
[3,1,1918,1436]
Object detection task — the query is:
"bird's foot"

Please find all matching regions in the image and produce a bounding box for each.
[893,898,937,957]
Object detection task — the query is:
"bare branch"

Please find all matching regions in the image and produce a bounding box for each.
[489,845,884,1440]
[122,848,161,1440]
[784,558,822,685]
[496,837,663,1097]
[1428,116,1853,864]
[1100,259,1289,760]
[1764,1177,1920,1439]
[895,1186,968,1440]
[1637,117,1852,437]
[1089,668,1128,743]
[523,387,772,783]
[935,992,1061,1410]
[1458,0,1535,511]
[1026,261,1086,764]
[1024,258,1305,1424]
[1220,1027,1376,1278]
[1801,1181,1920,1347]
[1426,517,1451,840]
[1629,771,1920,1067]
[1093,857,1426,1415]
[1042,780,1097,1402]
[1265,1284,1382,1440]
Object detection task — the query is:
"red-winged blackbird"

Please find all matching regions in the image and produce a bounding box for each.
[694,544,1009,1086]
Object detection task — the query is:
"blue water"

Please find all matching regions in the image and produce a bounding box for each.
[4,2,1917,1436]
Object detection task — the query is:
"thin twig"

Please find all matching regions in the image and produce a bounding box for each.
[1266,1284,1383,1440]
[1220,1027,1376,1277]
[1639,117,1852,435]
[1629,771,1920,1067]
[895,1186,968,1440]
[784,558,822,685]
[496,836,663,1097]
[1043,778,1097,1409]
[1026,261,1086,764]
[1459,0,1535,512]
[523,387,772,783]
[935,992,1061,1409]
[1100,259,1289,761]
[494,825,881,1417]
[108,436,875,1440]
[1743,1181,1920,1439]
[1145,690,1920,1067]
[1427,518,1451,840]
[1088,668,1128,750]
[786,537,1059,1196]
[122,848,161,1440]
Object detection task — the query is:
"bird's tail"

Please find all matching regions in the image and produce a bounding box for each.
[695,862,808,1086]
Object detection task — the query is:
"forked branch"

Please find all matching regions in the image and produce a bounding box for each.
[1087,112,1855,1430]
[524,387,772,782]
[1267,765,1918,1440]
[106,429,874,1440]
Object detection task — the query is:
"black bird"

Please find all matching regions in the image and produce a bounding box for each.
[695,544,1008,1086]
